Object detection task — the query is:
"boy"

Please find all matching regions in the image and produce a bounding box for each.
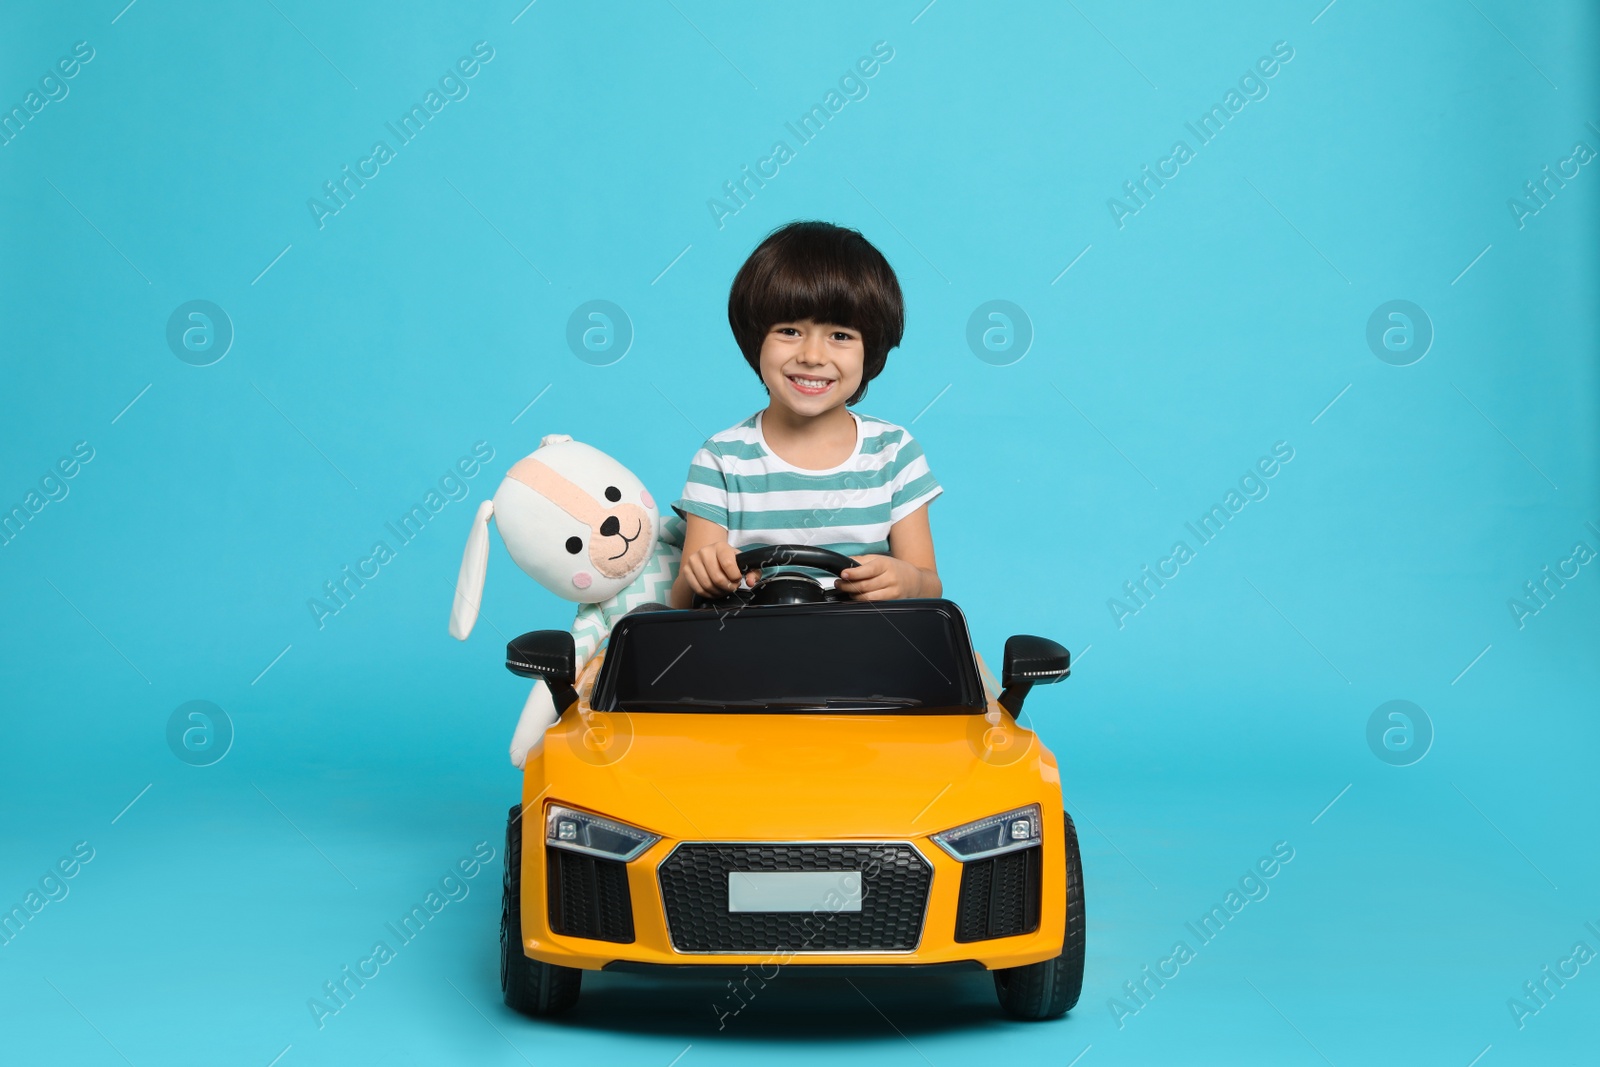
[669,220,942,607]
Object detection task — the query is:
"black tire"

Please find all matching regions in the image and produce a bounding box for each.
[501,804,583,1016]
[993,809,1085,1020]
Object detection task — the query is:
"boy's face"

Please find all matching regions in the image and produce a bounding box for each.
[758,319,864,416]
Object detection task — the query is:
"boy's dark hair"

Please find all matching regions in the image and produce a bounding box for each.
[728,221,904,405]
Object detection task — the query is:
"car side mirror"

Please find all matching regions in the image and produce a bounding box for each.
[998,635,1070,715]
[506,630,579,714]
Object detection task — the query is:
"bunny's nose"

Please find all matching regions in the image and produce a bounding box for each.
[599,516,620,537]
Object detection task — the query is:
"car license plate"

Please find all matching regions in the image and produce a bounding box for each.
[727,870,862,913]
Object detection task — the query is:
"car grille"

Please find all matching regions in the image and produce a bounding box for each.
[658,843,931,953]
[954,847,1041,942]
[547,847,635,943]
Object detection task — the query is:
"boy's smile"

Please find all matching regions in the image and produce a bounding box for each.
[785,373,836,397]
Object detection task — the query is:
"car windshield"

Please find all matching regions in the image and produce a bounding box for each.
[592,600,986,713]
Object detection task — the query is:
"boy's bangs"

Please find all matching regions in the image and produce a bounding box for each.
[760,258,870,333]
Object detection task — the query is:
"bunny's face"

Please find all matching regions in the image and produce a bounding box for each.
[491,438,658,604]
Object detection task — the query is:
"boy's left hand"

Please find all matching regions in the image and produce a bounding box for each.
[835,555,925,601]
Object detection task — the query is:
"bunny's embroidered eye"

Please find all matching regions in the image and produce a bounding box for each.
[565,536,583,554]
[604,486,621,502]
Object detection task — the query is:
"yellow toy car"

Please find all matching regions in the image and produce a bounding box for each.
[498,545,1083,1020]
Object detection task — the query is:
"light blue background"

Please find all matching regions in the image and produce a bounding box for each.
[3,1,1597,1064]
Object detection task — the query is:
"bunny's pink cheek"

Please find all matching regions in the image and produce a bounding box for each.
[640,489,655,509]
[571,572,592,590]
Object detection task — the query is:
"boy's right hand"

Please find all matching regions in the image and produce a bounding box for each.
[682,542,757,599]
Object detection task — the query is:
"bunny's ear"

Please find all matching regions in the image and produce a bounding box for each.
[449,500,496,640]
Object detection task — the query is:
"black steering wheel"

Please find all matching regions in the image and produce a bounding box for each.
[691,544,859,609]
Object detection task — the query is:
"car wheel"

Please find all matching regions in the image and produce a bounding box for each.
[993,809,1085,1020]
[501,803,583,1016]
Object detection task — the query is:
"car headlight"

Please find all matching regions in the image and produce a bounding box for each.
[931,804,1042,862]
[545,804,660,862]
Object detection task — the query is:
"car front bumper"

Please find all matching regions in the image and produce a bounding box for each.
[520,829,1069,973]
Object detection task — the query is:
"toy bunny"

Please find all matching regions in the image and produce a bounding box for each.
[448,434,682,767]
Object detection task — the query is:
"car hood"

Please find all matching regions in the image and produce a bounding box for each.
[525,709,1059,841]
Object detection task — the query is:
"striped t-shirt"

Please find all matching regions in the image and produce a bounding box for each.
[673,411,941,571]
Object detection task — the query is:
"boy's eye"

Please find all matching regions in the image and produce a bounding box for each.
[604,486,621,502]
[565,536,583,554]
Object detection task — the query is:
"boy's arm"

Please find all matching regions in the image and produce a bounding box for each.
[835,503,941,601]
[669,513,752,607]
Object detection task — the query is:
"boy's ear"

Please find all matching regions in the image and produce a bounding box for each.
[449,500,496,640]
